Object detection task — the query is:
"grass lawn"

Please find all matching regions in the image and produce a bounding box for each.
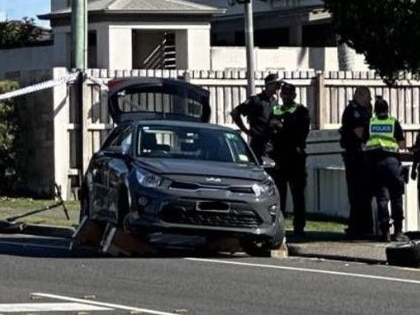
[0,197,347,233]
[0,197,80,227]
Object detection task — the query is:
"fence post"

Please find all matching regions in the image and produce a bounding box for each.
[53,67,71,200]
[81,73,91,176]
[314,71,326,129]
[180,70,191,83]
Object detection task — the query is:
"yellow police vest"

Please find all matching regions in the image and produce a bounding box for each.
[272,103,298,116]
[365,116,399,152]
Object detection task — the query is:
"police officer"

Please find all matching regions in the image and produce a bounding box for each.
[268,83,310,237]
[230,73,281,163]
[339,86,373,238]
[364,97,408,242]
[410,132,420,210]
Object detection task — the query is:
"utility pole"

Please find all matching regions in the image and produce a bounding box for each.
[70,0,88,181]
[230,0,256,96]
[71,0,88,70]
[243,0,256,96]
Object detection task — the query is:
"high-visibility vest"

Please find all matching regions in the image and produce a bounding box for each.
[272,103,298,116]
[365,116,399,152]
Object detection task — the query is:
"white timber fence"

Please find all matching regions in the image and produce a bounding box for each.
[6,67,420,228]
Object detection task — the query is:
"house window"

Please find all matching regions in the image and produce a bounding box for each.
[255,28,289,47]
[88,31,97,68]
[302,23,336,47]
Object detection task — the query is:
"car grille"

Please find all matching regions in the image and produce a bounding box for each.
[170,181,254,194]
[160,200,262,228]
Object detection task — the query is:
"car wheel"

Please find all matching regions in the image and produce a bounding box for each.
[386,240,420,267]
[240,238,272,257]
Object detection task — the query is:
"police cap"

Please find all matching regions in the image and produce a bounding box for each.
[264,73,281,86]
[281,83,296,96]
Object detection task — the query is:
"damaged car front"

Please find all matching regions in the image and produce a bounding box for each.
[80,77,284,256]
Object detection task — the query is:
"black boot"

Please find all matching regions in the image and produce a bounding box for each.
[393,222,409,242]
[393,231,409,242]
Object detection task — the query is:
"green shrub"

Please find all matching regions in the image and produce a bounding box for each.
[0,80,19,194]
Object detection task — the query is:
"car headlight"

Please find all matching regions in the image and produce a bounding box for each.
[136,169,163,188]
[252,179,275,197]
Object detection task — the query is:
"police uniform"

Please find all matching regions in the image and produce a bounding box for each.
[340,100,373,237]
[232,92,275,163]
[410,132,420,227]
[411,133,420,189]
[269,84,310,235]
[364,111,407,242]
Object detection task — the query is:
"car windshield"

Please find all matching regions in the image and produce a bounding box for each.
[137,125,257,165]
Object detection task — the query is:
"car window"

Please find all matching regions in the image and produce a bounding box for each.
[137,125,257,165]
[118,93,204,121]
[225,132,254,163]
[102,125,133,151]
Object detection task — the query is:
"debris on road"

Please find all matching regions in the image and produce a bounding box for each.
[71,216,156,256]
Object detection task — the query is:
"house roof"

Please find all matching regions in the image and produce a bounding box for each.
[38,0,225,20]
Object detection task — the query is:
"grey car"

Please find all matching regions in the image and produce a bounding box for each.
[80,77,284,256]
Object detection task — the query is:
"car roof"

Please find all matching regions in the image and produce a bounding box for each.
[133,119,237,132]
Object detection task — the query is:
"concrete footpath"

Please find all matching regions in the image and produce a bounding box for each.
[1,221,403,264]
[285,231,390,264]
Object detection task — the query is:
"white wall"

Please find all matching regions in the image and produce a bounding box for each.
[52,26,70,67]
[0,45,370,79]
[108,26,133,70]
[210,46,370,71]
[176,27,211,70]
[0,46,54,78]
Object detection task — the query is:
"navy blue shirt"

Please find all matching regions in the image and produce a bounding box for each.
[269,104,310,155]
[234,92,273,139]
[340,100,372,151]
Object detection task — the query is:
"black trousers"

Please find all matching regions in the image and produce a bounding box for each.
[250,137,268,164]
[368,155,405,232]
[342,151,373,234]
[270,152,307,231]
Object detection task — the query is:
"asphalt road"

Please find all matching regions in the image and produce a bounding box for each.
[1,234,420,315]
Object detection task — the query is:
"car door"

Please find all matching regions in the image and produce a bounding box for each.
[90,124,133,223]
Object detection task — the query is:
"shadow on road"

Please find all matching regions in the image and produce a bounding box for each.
[0,234,248,259]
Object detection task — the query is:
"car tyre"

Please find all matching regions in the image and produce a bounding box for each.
[240,212,285,257]
[386,240,420,267]
[240,238,272,257]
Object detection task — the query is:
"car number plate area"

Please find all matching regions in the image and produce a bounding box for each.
[196,201,230,212]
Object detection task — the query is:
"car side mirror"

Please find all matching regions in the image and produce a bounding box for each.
[261,156,276,169]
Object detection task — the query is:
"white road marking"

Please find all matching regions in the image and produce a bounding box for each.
[31,293,178,315]
[0,302,111,312]
[186,257,420,285]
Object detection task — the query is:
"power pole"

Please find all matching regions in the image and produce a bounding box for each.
[70,0,88,183]
[71,0,88,70]
[232,0,255,96]
[243,0,256,96]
